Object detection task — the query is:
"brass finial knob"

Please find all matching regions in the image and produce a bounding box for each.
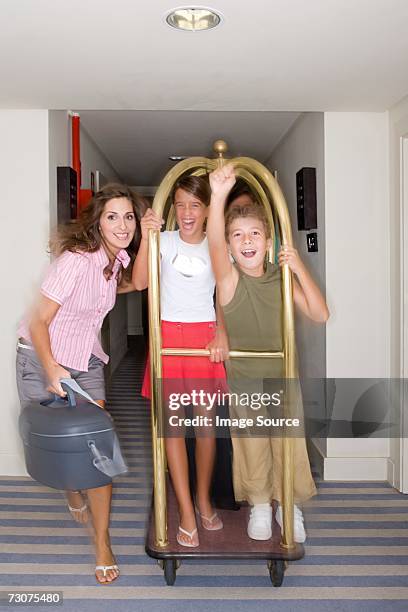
[213,139,228,158]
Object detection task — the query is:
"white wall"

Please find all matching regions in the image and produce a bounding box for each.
[267,111,390,480]
[266,112,327,457]
[1,110,50,475]
[325,112,389,378]
[324,112,390,480]
[388,94,408,491]
[80,125,121,190]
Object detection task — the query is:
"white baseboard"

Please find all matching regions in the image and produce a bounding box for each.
[309,440,391,481]
[323,456,388,480]
[0,453,28,477]
[387,458,396,487]
[308,439,324,478]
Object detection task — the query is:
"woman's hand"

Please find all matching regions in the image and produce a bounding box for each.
[209,163,236,200]
[45,363,71,397]
[278,245,305,276]
[140,208,164,241]
[206,327,229,363]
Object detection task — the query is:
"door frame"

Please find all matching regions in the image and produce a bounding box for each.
[400,135,408,492]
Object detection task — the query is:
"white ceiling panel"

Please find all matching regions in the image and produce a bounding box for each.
[1,0,407,111]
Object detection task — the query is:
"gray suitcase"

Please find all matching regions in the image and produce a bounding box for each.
[19,380,127,490]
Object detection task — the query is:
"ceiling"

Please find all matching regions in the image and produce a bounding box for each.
[2,0,408,184]
[1,0,407,112]
[78,110,300,185]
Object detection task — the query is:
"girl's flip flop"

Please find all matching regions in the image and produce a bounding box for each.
[199,512,223,531]
[176,526,199,547]
[95,564,120,584]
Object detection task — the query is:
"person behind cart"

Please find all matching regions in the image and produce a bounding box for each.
[207,164,330,542]
[16,183,162,584]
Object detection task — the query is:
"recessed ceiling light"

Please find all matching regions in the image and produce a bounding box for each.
[165,6,222,32]
[169,155,187,161]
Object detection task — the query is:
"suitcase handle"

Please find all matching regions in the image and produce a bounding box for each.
[60,381,77,407]
[59,378,102,408]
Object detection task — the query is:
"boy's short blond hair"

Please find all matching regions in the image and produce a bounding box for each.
[225,203,271,240]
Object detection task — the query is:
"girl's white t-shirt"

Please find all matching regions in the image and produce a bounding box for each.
[160,230,216,322]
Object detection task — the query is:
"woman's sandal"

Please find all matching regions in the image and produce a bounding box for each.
[199,512,223,531]
[176,526,199,547]
[95,564,120,585]
[68,503,89,524]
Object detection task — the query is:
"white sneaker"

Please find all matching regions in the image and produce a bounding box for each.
[247,503,272,540]
[276,504,306,543]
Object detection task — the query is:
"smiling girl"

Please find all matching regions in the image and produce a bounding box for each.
[137,175,229,548]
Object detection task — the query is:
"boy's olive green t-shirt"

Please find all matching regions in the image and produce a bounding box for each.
[222,262,284,384]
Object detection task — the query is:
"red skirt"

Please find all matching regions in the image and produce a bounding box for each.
[141,320,227,399]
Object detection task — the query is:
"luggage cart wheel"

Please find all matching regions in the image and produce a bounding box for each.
[268,559,285,587]
[163,559,177,585]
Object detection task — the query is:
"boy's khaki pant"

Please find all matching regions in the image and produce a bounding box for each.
[228,377,317,505]
[231,436,316,505]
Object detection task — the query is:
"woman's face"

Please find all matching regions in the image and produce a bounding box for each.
[99,197,137,255]
[174,188,207,244]
[228,216,270,277]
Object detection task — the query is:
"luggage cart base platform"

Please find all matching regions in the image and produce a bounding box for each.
[146,484,304,586]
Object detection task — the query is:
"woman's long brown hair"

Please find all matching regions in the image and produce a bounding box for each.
[50,183,146,283]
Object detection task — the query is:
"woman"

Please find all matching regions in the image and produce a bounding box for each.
[16,183,161,583]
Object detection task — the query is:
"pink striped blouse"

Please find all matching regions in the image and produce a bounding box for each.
[18,247,130,371]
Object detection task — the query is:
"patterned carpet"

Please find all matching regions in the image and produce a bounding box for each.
[1,347,407,611]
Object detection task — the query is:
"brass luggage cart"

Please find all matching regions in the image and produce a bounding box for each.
[145,140,303,586]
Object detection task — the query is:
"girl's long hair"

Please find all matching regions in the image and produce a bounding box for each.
[50,183,146,283]
[171,174,211,206]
